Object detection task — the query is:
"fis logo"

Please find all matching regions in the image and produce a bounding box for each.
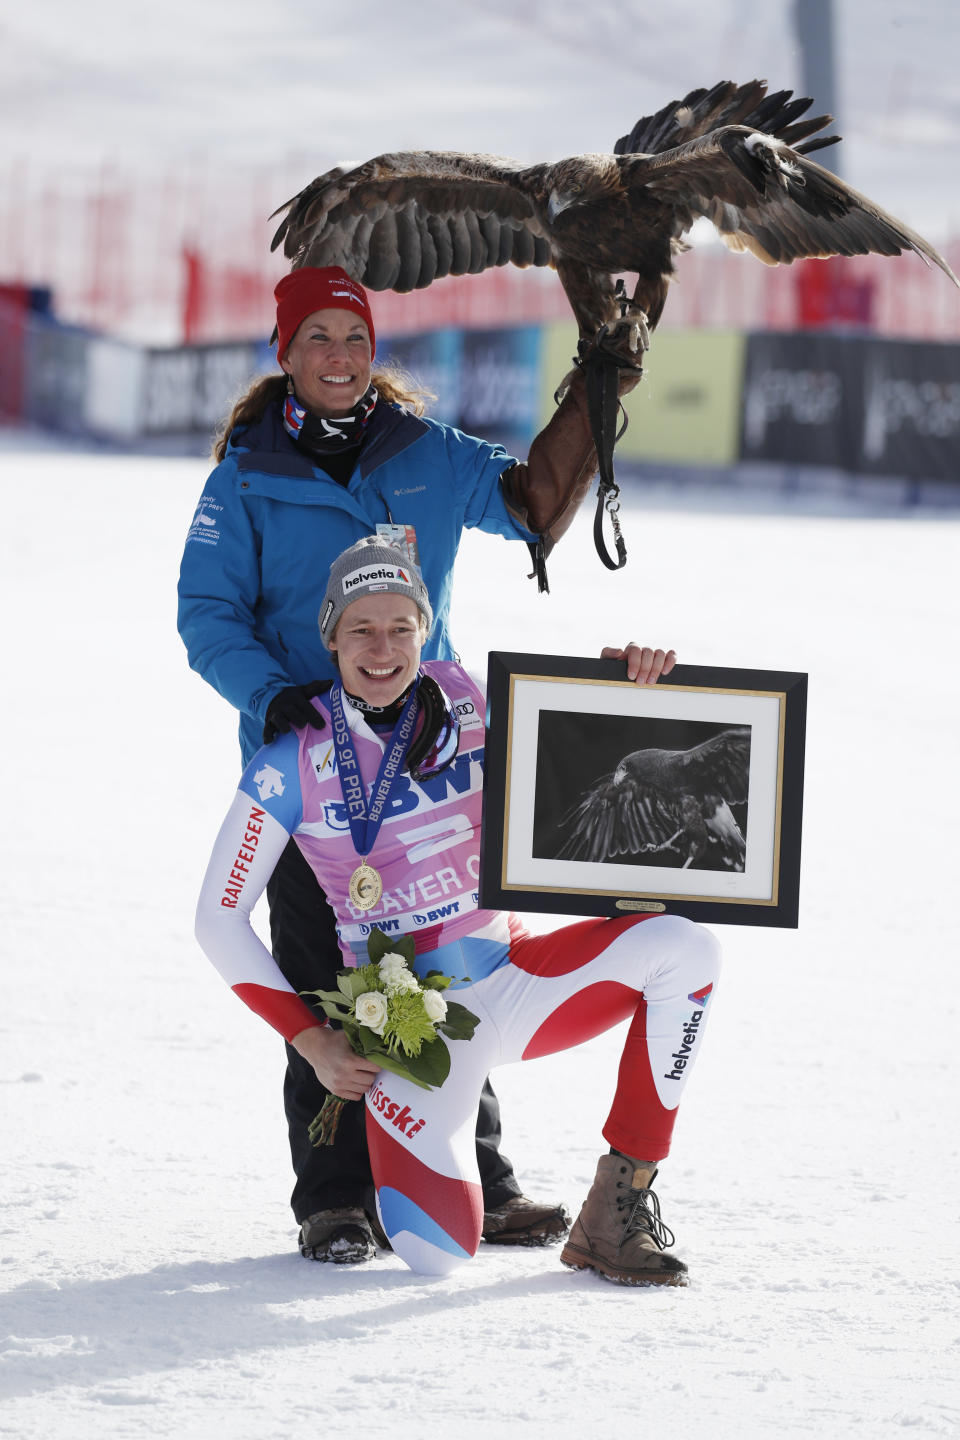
[309,742,335,778]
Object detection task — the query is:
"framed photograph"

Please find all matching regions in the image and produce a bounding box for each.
[480,653,807,928]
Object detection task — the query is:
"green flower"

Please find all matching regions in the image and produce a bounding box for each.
[381,991,439,1057]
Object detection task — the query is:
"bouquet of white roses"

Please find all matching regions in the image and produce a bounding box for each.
[300,927,479,1145]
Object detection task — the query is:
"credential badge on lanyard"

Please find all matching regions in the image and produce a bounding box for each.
[376,523,420,568]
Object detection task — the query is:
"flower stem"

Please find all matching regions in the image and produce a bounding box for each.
[308,1094,349,1147]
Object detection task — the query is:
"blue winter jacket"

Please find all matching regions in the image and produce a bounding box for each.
[177,399,534,765]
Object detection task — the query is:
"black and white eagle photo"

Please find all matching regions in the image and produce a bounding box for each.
[533,713,751,872]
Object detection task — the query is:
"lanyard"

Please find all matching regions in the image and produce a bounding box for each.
[329,681,420,859]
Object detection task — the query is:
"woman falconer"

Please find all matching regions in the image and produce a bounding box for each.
[177,266,641,1263]
[194,536,720,1283]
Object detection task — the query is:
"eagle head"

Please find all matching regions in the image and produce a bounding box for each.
[542,155,621,222]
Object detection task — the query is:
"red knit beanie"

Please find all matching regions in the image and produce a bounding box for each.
[274,266,376,362]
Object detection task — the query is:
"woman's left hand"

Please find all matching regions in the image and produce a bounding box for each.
[602,644,677,685]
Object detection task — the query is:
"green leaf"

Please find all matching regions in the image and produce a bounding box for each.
[364,927,393,964]
[437,1002,481,1041]
[420,971,453,991]
[356,1025,387,1057]
[333,967,384,1005]
[394,936,417,967]
[299,986,342,1006]
[339,1021,361,1050]
[299,987,353,1024]
[333,971,366,1003]
[366,927,417,969]
[371,1049,435,1091]
[403,1035,451,1087]
[322,1002,354,1024]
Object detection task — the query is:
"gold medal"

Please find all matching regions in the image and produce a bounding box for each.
[349,862,383,911]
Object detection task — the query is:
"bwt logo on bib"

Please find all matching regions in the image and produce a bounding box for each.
[412,901,461,926]
[359,919,402,936]
[342,564,409,593]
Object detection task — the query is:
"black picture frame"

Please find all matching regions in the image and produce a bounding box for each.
[480,653,807,928]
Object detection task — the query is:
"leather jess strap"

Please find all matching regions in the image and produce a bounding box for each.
[582,348,629,572]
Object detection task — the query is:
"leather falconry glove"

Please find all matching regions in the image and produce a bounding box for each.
[500,331,642,576]
[263,681,332,744]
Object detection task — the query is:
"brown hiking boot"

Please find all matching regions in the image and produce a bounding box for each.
[298,1207,375,1263]
[560,1155,688,1286]
[482,1194,571,1247]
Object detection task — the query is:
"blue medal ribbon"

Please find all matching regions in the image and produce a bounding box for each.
[329,681,420,860]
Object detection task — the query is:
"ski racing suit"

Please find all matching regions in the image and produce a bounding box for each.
[195,660,721,1276]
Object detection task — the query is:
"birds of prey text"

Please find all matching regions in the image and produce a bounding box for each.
[556,727,751,871]
[271,79,958,345]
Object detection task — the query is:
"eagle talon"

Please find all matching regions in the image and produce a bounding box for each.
[589,310,649,368]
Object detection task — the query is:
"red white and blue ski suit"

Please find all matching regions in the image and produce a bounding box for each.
[196,660,721,1275]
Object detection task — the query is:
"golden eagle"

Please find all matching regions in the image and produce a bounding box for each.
[270,79,958,344]
[556,726,751,870]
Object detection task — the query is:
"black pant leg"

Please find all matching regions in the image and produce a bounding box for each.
[283,1041,378,1220]
[475,1080,521,1209]
[267,839,520,1219]
[267,841,374,1222]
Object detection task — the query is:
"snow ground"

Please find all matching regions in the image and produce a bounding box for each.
[1,439,958,1439]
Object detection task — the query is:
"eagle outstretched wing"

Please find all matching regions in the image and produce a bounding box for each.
[621,128,955,277]
[613,78,840,161]
[557,726,751,867]
[271,152,554,292]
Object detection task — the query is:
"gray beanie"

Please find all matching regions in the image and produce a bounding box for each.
[319,536,433,649]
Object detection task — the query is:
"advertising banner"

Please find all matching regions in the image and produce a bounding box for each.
[23,320,91,437]
[539,324,744,467]
[618,330,745,466]
[458,326,542,445]
[140,344,259,434]
[741,332,959,481]
[84,337,146,441]
[375,330,462,426]
[859,338,960,482]
[0,293,27,421]
[740,332,864,471]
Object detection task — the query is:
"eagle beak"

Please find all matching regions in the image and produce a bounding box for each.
[547,188,572,222]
